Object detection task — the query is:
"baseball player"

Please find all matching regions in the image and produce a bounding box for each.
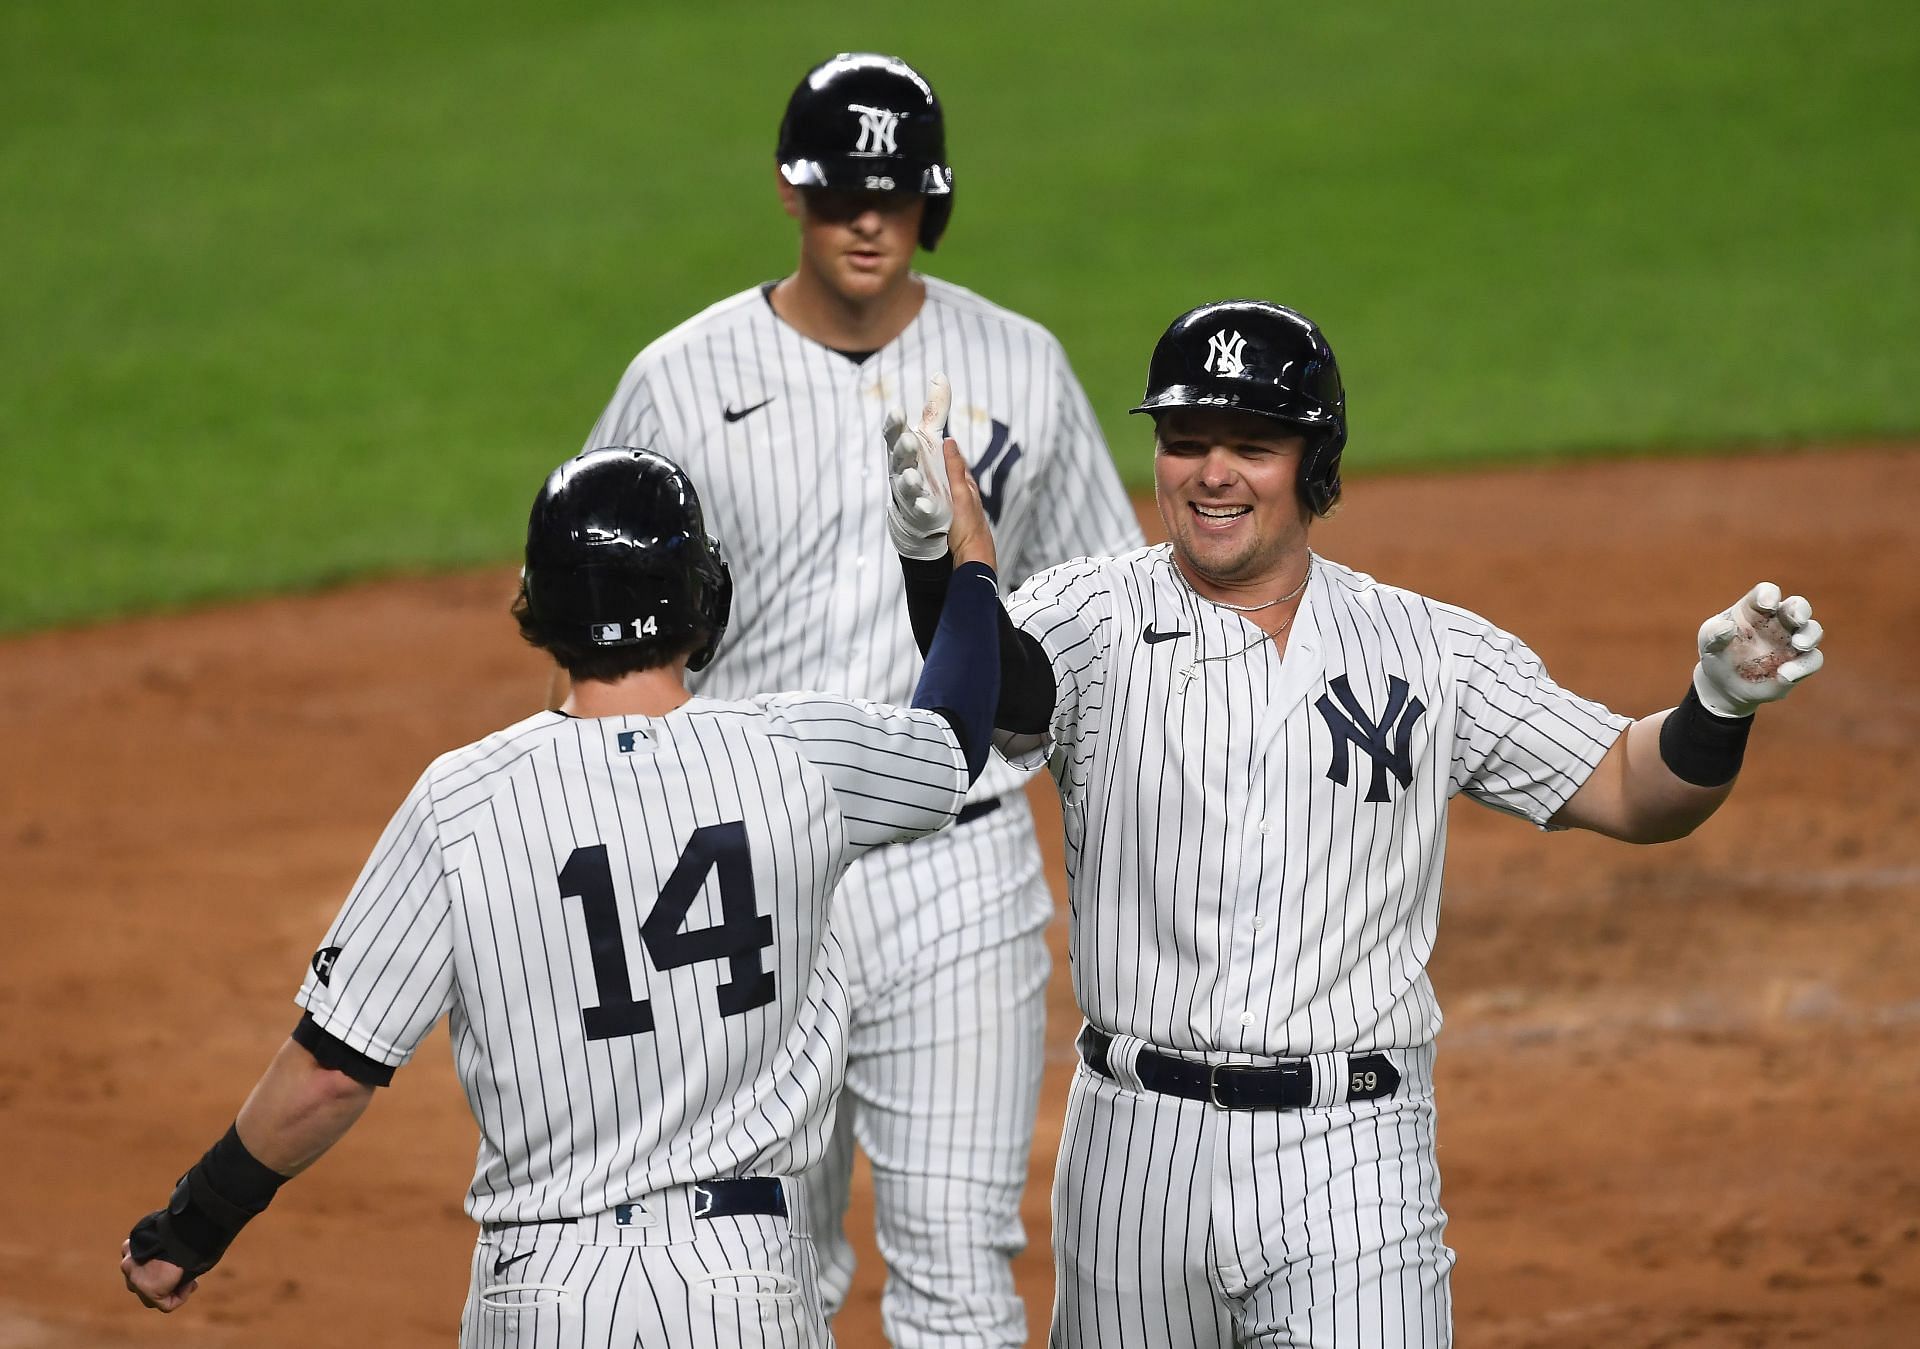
[119,444,1006,1348]
[580,52,1143,1347]
[888,300,1827,1347]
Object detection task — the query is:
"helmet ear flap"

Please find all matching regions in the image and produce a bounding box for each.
[687,540,733,673]
[1299,425,1347,516]
[919,193,952,251]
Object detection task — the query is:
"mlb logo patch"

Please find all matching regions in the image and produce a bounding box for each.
[591,622,624,644]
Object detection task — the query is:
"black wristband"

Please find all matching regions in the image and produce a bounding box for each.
[1658,683,1753,787]
[126,1124,287,1279]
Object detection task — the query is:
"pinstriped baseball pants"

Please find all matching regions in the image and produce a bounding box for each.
[806,926,1051,1348]
[1050,1046,1452,1348]
[458,1195,831,1348]
[805,797,1054,1349]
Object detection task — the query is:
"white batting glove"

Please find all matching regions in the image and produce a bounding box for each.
[884,374,954,561]
[1693,581,1825,717]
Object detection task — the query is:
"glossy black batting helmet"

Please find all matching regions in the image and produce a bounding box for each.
[1132,300,1349,515]
[522,448,732,671]
[777,52,954,251]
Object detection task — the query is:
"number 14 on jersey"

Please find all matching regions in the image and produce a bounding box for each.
[557,823,776,1041]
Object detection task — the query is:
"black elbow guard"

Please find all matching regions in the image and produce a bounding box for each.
[997,618,1056,735]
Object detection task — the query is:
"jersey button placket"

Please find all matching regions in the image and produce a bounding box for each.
[828,378,879,693]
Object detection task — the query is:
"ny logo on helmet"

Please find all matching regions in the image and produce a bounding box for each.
[1205,330,1248,379]
[849,104,900,156]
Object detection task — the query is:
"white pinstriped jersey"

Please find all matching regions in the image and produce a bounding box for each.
[1001,546,1630,1057]
[294,697,966,1223]
[583,277,1144,815]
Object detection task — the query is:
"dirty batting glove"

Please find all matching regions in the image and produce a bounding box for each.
[884,373,955,561]
[1693,581,1826,718]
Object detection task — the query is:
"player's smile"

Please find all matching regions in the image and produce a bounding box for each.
[1190,501,1252,528]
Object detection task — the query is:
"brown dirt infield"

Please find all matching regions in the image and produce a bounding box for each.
[5,447,1916,1347]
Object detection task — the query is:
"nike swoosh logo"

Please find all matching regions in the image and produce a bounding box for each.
[1143,625,1190,645]
[722,397,775,423]
[492,1250,536,1275]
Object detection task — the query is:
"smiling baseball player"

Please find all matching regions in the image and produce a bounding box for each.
[119,445,1005,1347]
[581,52,1143,1347]
[888,300,1827,1347]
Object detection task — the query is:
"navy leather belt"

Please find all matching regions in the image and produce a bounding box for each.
[688,1177,786,1219]
[1077,1025,1400,1110]
[485,1178,786,1231]
[955,796,1002,826]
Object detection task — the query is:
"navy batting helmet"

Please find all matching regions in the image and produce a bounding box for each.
[522,448,732,671]
[1132,300,1349,516]
[777,52,954,251]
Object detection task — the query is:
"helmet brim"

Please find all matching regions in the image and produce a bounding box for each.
[1129,387,1339,428]
[780,157,952,196]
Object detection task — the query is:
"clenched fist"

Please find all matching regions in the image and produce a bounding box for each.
[1693,582,1825,717]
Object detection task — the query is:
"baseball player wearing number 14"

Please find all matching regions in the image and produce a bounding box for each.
[120,446,1005,1347]
[889,300,1827,1347]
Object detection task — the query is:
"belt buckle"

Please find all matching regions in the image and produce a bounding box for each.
[1207,1062,1234,1109]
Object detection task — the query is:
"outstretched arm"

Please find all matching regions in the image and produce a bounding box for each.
[1551,582,1825,841]
[120,1037,376,1313]
[908,443,1001,782]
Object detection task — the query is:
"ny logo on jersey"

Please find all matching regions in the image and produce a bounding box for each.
[1315,674,1426,803]
[310,945,342,986]
[969,419,1024,525]
[849,104,900,155]
[1205,330,1248,379]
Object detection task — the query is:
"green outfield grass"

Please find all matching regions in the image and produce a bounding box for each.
[3,0,1915,631]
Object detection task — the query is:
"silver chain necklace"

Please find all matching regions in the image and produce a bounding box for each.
[1174,558,1312,694]
[1177,558,1312,613]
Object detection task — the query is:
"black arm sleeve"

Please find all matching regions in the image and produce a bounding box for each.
[901,554,1058,736]
[292,1012,397,1087]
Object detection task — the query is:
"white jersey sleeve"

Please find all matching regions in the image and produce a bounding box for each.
[996,557,1121,796]
[1001,341,1145,584]
[295,769,454,1066]
[1445,614,1630,825]
[756,692,968,853]
[584,356,668,453]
